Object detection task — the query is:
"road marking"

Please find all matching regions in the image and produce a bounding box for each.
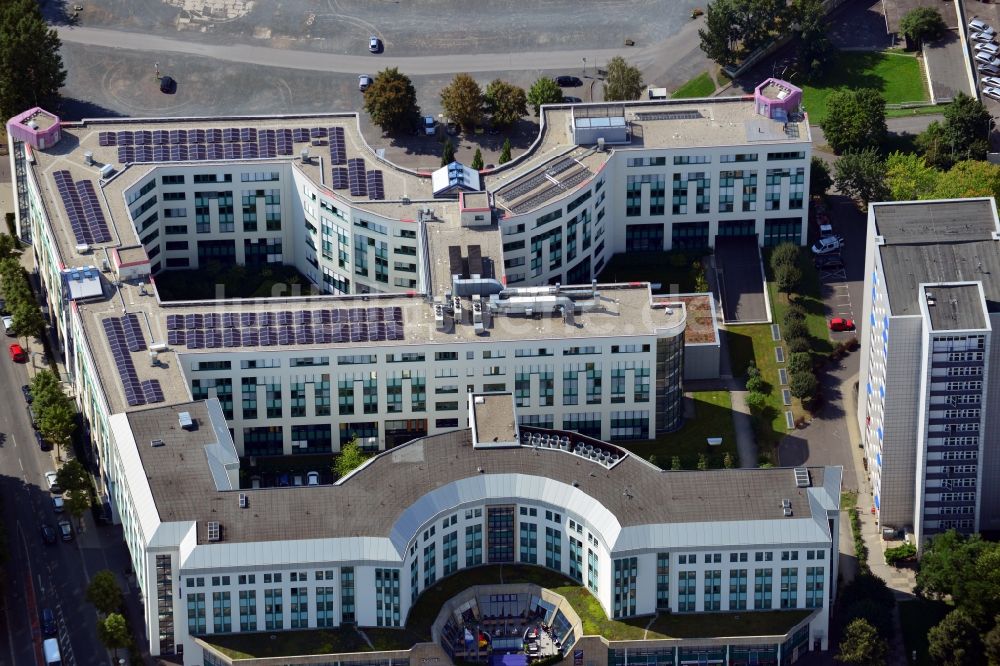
[19,458,24,472]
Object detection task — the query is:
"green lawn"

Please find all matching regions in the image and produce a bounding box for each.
[154,263,313,301]
[885,104,944,118]
[801,51,927,124]
[672,72,716,99]
[596,251,704,294]
[647,609,812,638]
[619,390,738,469]
[204,628,377,659]
[899,599,951,665]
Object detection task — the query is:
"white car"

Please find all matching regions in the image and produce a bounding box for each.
[980,63,1000,76]
[984,86,1000,101]
[307,471,319,486]
[975,51,1000,67]
[970,17,992,33]
[368,36,381,53]
[422,116,436,135]
[44,471,61,494]
[972,29,996,43]
[811,236,844,256]
[976,42,1000,56]
[358,75,373,92]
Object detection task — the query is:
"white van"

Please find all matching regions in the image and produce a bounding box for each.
[2,315,13,336]
[43,638,61,666]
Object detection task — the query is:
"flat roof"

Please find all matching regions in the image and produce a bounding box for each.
[874,200,1000,317]
[924,284,988,331]
[130,402,831,545]
[471,393,518,445]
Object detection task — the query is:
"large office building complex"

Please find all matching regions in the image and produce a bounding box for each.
[858,198,1000,545]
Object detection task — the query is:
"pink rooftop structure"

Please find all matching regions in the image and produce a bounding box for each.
[754,78,803,122]
[6,107,61,150]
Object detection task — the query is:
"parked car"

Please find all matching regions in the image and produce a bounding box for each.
[555,75,583,87]
[358,75,373,92]
[974,52,1000,67]
[44,470,61,494]
[817,222,834,237]
[8,343,26,362]
[979,63,1000,76]
[40,524,57,545]
[21,384,32,403]
[972,30,997,43]
[41,608,57,637]
[158,76,176,94]
[562,96,582,103]
[307,471,320,486]
[984,86,1000,101]
[811,236,845,255]
[422,116,436,135]
[52,496,64,513]
[368,36,382,53]
[829,317,856,332]
[57,520,73,542]
[982,76,1000,88]
[35,431,51,452]
[970,17,992,33]
[976,42,1000,56]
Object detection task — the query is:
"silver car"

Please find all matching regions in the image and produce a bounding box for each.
[975,51,1000,67]
[982,76,1000,88]
[983,86,1000,101]
[980,63,1000,76]
[976,42,1000,56]
[358,75,373,92]
[970,17,992,33]
[972,30,997,43]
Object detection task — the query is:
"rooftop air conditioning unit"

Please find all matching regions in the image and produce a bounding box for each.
[300,148,310,162]
[100,164,115,179]
[83,151,94,166]
[150,342,169,354]
[239,493,248,509]
[150,439,164,448]
[178,411,195,431]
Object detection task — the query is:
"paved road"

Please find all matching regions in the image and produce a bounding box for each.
[56,24,671,76]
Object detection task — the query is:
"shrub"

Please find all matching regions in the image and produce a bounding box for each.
[784,319,809,341]
[787,335,812,353]
[745,361,761,380]
[790,370,820,401]
[788,351,812,375]
[774,263,802,294]
[769,242,800,274]
[744,390,767,414]
[745,374,766,394]
[783,303,806,326]
[884,542,917,566]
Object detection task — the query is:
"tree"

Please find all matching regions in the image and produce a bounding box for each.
[334,440,371,478]
[440,138,455,167]
[723,452,735,469]
[699,0,740,65]
[648,454,658,467]
[670,455,682,471]
[744,390,767,414]
[918,121,955,170]
[791,0,834,79]
[440,73,484,131]
[40,401,76,461]
[835,618,888,666]
[603,56,644,101]
[696,454,709,471]
[787,336,811,353]
[86,570,123,616]
[499,138,512,164]
[30,369,62,407]
[985,617,1000,666]
[899,7,947,46]
[928,609,985,666]
[65,489,91,528]
[0,234,15,262]
[769,242,800,273]
[942,93,992,162]
[363,67,420,134]
[527,77,564,115]
[834,148,889,204]
[784,319,809,341]
[783,303,806,325]
[471,148,484,170]
[820,88,887,154]
[484,79,528,127]
[97,613,130,658]
[12,299,44,345]
[810,156,833,196]
[775,263,802,294]
[55,459,89,496]
[933,160,1000,200]
[917,530,1000,623]
[745,374,765,393]
[790,370,819,401]
[0,0,67,120]
[788,352,812,375]
[885,151,939,200]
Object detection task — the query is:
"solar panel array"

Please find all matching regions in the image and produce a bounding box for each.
[123,313,148,352]
[101,317,164,406]
[53,171,112,245]
[347,158,367,197]
[366,170,385,200]
[331,167,349,189]
[165,307,404,349]
[105,125,337,164]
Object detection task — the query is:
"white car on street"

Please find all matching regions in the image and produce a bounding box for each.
[44,471,61,493]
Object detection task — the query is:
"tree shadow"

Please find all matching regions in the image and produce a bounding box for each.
[58,98,126,122]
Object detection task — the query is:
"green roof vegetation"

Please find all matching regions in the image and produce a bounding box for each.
[672,73,717,99]
[801,51,926,124]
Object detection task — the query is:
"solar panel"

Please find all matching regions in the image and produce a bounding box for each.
[207,144,224,160]
[166,314,183,330]
[135,146,152,162]
[223,329,241,347]
[331,167,349,189]
[167,329,186,346]
[98,131,114,147]
[170,145,189,161]
[349,307,366,322]
[222,127,240,142]
[243,142,259,158]
[276,311,293,326]
[189,128,205,144]
[310,127,328,138]
[190,144,207,160]
[242,328,259,346]
[314,327,330,344]
[366,170,385,200]
[123,313,147,352]
[296,325,315,344]
[240,127,257,143]
[277,327,293,345]
[203,312,221,328]
[240,312,257,327]
[53,171,90,246]
[153,145,169,162]
[117,146,133,163]
[152,129,169,145]
[368,307,384,321]
[260,327,276,346]
[206,128,223,143]
[316,309,332,324]
[347,158,367,196]
[329,127,347,165]
[259,312,276,327]
[184,313,203,329]
[142,379,165,403]
[222,312,238,328]
[349,323,365,342]
[116,130,134,146]
[391,306,403,322]
[293,310,311,325]
[205,329,222,348]
[134,130,151,146]
[101,317,146,407]
[224,143,242,159]
[187,330,205,349]
[292,127,310,143]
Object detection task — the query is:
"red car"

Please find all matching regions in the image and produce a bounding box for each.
[8,343,27,362]
[829,318,855,332]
